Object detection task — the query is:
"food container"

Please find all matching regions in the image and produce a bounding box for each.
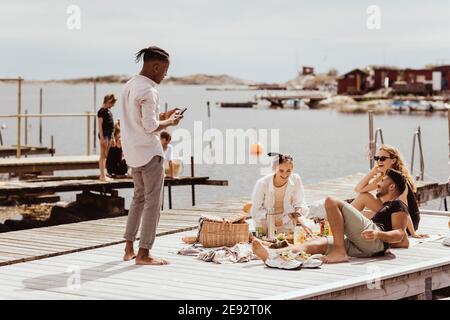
[267,208,276,240]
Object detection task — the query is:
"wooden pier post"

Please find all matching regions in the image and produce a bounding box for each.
[93,79,97,150]
[168,184,173,209]
[86,112,91,156]
[207,101,213,153]
[411,126,425,181]
[24,109,28,146]
[191,156,195,206]
[16,77,23,158]
[51,135,54,156]
[448,108,450,163]
[368,111,374,169]
[39,88,43,145]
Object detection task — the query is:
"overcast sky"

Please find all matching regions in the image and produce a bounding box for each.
[2,0,450,82]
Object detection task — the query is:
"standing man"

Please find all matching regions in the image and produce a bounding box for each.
[120,46,182,265]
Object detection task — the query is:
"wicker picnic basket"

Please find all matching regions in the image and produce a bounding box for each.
[198,212,249,248]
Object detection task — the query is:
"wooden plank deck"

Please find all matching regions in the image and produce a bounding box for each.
[0,173,448,299]
[0,155,99,174]
[0,173,446,267]
[0,206,242,267]
[0,214,447,300]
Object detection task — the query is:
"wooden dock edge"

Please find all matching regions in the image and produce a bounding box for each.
[416,183,449,204]
[267,257,450,300]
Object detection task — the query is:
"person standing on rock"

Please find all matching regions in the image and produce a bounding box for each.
[120,46,183,265]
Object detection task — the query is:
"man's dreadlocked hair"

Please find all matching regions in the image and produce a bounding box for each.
[135,46,170,63]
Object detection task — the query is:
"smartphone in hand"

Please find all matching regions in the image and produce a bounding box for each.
[178,107,188,115]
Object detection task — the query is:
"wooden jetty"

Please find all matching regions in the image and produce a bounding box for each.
[303,173,448,206]
[0,176,227,196]
[0,176,228,210]
[0,155,99,174]
[0,145,55,158]
[249,84,288,90]
[258,91,328,109]
[0,173,448,299]
[220,102,257,108]
[0,155,228,209]
[0,212,447,300]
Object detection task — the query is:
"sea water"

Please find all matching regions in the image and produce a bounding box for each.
[0,83,448,209]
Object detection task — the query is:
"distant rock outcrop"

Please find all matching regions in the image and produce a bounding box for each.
[27,73,256,86]
[286,73,337,92]
[163,74,255,86]
[36,75,131,84]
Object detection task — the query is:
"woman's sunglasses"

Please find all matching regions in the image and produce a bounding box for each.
[279,154,293,162]
[373,156,391,162]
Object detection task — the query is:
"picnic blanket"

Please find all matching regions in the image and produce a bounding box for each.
[408,234,445,247]
[444,237,450,247]
[178,243,258,264]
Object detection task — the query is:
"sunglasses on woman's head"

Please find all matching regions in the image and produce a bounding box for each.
[267,152,293,162]
[280,154,293,161]
[373,156,391,162]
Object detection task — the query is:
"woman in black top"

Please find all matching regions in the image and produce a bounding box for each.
[97,94,117,181]
[107,121,128,176]
[351,144,426,238]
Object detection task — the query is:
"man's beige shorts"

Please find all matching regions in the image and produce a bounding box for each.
[326,203,386,258]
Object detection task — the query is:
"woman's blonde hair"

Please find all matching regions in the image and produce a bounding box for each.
[379,144,416,192]
[113,121,120,140]
[103,94,117,104]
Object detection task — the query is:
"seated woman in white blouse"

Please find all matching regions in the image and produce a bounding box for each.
[250,153,312,235]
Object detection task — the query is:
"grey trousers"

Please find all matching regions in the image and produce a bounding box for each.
[123,156,164,250]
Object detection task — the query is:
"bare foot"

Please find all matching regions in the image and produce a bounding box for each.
[252,238,269,262]
[123,241,136,261]
[321,249,349,264]
[136,255,170,265]
[100,176,113,182]
[123,250,136,261]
